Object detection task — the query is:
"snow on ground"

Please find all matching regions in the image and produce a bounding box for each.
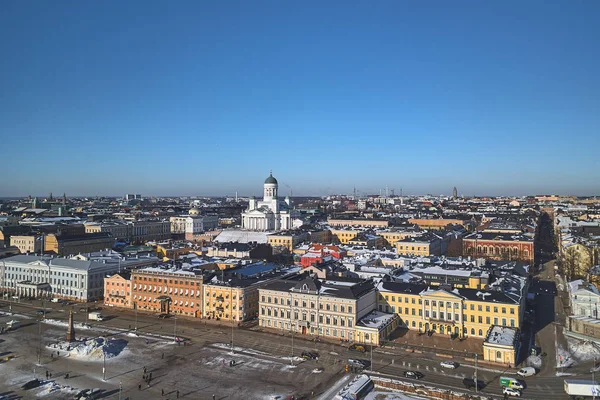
[365,392,429,400]
[526,355,542,368]
[47,337,128,361]
[557,345,575,368]
[34,381,79,397]
[203,345,300,372]
[568,338,600,361]
[42,318,94,330]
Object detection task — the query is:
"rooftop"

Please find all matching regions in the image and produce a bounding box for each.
[484,325,518,346]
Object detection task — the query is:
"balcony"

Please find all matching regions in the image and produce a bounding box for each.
[216,296,224,302]
[425,317,456,325]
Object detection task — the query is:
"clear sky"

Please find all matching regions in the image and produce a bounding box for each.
[1,1,599,198]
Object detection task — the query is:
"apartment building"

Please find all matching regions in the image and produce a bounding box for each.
[10,235,42,254]
[267,231,309,251]
[396,233,445,257]
[104,272,132,308]
[44,232,114,256]
[258,274,377,343]
[463,232,534,263]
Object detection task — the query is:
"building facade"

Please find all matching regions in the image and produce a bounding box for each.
[44,233,114,256]
[463,233,534,263]
[377,281,524,339]
[1,254,120,301]
[258,275,377,343]
[104,272,132,308]
[130,268,204,317]
[10,235,42,254]
[241,172,293,231]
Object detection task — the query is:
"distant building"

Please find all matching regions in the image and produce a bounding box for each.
[10,235,42,254]
[452,187,458,200]
[463,232,534,263]
[44,232,114,256]
[241,172,293,231]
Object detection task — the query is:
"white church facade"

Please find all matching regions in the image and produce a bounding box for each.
[241,172,293,231]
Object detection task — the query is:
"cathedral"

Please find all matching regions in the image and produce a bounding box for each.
[241,172,292,231]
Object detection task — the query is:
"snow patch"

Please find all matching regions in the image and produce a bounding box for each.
[47,337,127,361]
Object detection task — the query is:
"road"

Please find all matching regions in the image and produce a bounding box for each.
[0,298,582,399]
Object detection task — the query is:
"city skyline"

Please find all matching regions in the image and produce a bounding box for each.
[1,1,599,197]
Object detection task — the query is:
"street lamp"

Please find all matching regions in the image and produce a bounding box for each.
[230,286,235,355]
[474,353,478,392]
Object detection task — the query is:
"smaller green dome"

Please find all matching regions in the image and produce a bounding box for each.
[265,172,278,184]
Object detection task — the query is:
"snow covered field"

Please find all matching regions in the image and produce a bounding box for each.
[365,392,429,400]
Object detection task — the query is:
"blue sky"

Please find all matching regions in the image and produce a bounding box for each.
[1,1,599,197]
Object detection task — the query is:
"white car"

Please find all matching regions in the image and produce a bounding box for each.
[440,361,458,369]
[517,367,536,377]
[503,387,522,397]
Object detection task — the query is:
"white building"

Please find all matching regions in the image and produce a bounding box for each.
[569,279,600,318]
[242,172,293,231]
[0,254,122,301]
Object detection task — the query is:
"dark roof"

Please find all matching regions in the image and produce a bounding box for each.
[56,232,113,242]
[265,173,278,184]
[262,274,375,300]
[464,232,534,242]
[380,281,428,295]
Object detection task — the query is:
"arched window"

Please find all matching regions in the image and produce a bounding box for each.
[478,329,483,336]
[496,351,502,359]
[471,328,475,335]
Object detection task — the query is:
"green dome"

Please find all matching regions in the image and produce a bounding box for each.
[264,172,278,184]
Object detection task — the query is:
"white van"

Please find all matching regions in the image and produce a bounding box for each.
[51,298,60,303]
[517,367,536,377]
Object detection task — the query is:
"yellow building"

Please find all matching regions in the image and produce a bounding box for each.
[482,325,519,366]
[328,218,389,228]
[377,282,523,339]
[408,218,473,231]
[330,229,361,245]
[396,234,443,257]
[44,233,114,256]
[10,235,42,254]
[348,233,384,248]
[267,231,309,251]
[378,231,416,247]
[203,284,248,322]
[156,243,192,259]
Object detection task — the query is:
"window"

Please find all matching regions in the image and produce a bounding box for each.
[326,304,331,311]
[391,296,395,301]
[425,310,429,318]
[470,304,474,311]
[478,305,482,311]
[261,296,265,302]
[486,317,490,324]
[510,319,515,327]
[478,316,482,323]
[510,308,515,315]
[319,315,323,323]
[502,318,507,326]
[348,306,352,313]
[502,307,506,314]
[440,312,444,320]
[471,328,475,335]
[478,329,483,336]
[340,305,345,312]
[494,306,498,313]
[425,300,429,306]
[486,306,490,312]
[432,311,437,318]
[496,351,502,359]
[432,301,437,306]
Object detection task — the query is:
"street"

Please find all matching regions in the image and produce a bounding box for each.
[0,297,582,399]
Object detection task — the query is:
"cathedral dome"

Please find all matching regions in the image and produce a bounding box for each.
[264,172,278,184]
[189,207,200,216]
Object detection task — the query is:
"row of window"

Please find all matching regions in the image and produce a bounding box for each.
[260,319,353,339]
[381,296,516,314]
[260,308,354,327]
[133,295,196,307]
[133,285,201,297]
[133,277,201,286]
[261,296,352,313]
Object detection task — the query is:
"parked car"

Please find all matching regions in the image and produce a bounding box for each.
[158,314,171,319]
[348,359,371,368]
[301,351,319,360]
[440,361,459,369]
[348,344,367,353]
[35,310,46,315]
[517,367,536,377]
[503,387,521,397]
[462,378,485,390]
[403,371,424,379]
[312,367,324,374]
